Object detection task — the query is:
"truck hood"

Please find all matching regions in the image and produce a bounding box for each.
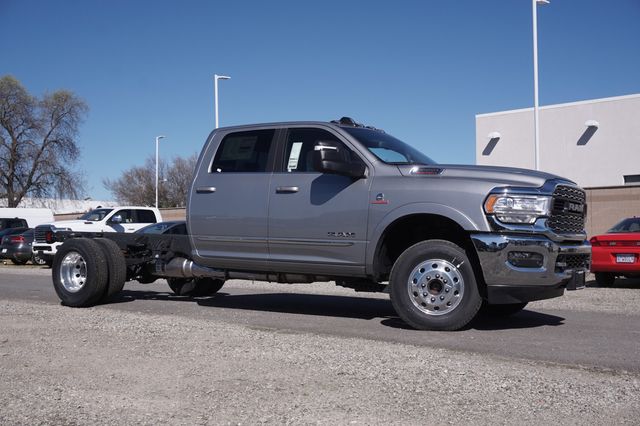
[397,164,572,189]
[50,219,100,229]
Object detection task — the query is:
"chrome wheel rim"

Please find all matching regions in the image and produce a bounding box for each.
[407,259,464,316]
[59,251,87,293]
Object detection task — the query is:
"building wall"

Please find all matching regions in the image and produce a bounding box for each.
[585,186,640,237]
[476,94,640,187]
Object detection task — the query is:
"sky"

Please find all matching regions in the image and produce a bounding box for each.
[2,0,639,201]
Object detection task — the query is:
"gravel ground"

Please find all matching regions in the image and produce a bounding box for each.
[0,268,639,425]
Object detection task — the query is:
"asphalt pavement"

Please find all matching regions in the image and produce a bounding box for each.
[1,266,639,373]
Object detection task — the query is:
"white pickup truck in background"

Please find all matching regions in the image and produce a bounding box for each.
[33,206,162,265]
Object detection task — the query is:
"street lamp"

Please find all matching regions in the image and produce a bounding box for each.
[533,0,549,171]
[214,74,231,129]
[155,135,166,208]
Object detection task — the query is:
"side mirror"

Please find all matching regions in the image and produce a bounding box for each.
[109,214,123,224]
[312,143,366,179]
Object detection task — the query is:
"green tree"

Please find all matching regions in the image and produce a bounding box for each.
[0,75,88,207]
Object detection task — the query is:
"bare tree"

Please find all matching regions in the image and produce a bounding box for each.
[164,153,197,207]
[103,154,196,208]
[0,75,88,207]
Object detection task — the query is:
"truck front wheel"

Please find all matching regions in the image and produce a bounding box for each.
[389,239,482,331]
[52,239,109,307]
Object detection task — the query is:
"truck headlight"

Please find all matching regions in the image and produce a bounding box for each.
[484,194,551,224]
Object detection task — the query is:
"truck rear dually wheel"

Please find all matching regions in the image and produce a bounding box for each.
[52,239,109,307]
[389,239,482,331]
[94,238,127,300]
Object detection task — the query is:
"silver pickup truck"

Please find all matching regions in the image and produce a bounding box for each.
[48,117,590,330]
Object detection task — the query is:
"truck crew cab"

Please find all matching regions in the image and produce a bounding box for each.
[48,118,590,331]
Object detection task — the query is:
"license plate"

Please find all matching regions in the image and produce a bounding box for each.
[1,248,6,253]
[616,254,635,264]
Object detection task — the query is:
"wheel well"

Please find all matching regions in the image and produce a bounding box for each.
[373,214,486,294]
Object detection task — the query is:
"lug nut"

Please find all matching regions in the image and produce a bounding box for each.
[423,292,428,297]
[440,296,445,301]
[443,279,448,284]
[445,288,450,293]
[431,297,436,302]
[436,274,440,279]
[421,283,426,288]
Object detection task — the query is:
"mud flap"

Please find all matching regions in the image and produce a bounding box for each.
[566,269,586,290]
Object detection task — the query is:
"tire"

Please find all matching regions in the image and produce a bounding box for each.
[11,258,28,265]
[595,272,615,287]
[168,277,225,296]
[481,301,528,317]
[52,239,109,307]
[94,238,127,300]
[389,239,482,331]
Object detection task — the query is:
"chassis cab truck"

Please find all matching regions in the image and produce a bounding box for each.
[49,118,590,331]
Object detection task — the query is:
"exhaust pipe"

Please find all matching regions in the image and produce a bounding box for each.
[156,257,326,283]
[156,257,226,279]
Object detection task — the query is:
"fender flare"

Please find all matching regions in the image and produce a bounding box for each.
[366,202,481,273]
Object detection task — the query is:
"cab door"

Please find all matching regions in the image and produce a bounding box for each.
[189,128,277,270]
[267,126,371,275]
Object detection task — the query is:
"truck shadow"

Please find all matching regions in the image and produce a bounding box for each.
[113,289,564,331]
[380,309,564,331]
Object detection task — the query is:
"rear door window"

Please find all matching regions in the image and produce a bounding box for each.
[210,129,275,173]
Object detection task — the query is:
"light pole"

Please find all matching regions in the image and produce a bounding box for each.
[155,135,165,208]
[533,0,549,171]
[214,74,231,129]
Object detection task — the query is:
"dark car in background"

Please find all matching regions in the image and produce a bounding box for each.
[590,217,640,286]
[135,221,187,235]
[0,228,34,265]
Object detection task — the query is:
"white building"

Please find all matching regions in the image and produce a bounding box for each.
[475,94,640,188]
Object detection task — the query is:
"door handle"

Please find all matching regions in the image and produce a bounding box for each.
[276,186,299,194]
[196,186,216,194]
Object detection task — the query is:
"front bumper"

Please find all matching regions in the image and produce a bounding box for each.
[32,242,60,256]
[471,233,591,304]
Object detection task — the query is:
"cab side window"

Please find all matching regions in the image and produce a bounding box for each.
[283,128,360,173]
[136,209,157,223]
[113,210,135,223]
[210,129,275,173]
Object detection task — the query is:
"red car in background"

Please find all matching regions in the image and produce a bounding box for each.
[590,217,640,286]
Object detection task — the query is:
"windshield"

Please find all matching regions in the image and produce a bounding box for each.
[79,208,113,222]
[608,218,640,233]
[342,127,435,165]
[138,223,174,234]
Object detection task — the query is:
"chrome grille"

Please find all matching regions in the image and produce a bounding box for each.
[548,185,587,235]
